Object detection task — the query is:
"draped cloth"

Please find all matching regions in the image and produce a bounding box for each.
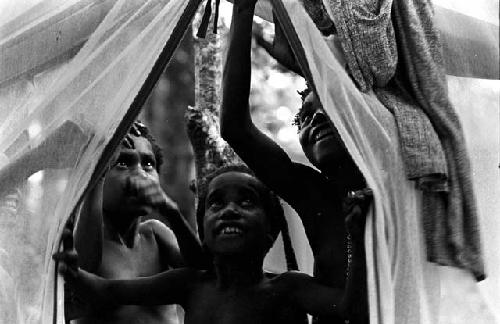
[276,3,437,321]
[321,0,485,279]
[0,0,201,322]
[271,0,498,322]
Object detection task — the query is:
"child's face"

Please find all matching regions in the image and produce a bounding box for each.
[297,92,348,170]
[203,172,272,256]
[102,135,159,220]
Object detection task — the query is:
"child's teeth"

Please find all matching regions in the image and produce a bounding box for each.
[222,226,241,234]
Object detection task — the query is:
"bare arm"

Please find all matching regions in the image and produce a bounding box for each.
[55,227,195,308]
[59,263,194,310]
[149,211,207,269]
[283,242,367,320]
[159,207,206,269]
[74,178,105,272]
[127,176,206,269]
[282,197,370,320]
[85,267,194,307]
[220,0,309,206]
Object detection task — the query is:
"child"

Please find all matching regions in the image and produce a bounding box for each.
[55,164,367,324]
[68,121,204,324]
[219,1,370,323]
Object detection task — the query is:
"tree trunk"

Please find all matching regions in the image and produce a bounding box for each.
[187,4,241,186]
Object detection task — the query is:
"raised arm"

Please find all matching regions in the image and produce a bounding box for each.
[126,176,206,269]
[74,178,105,272]
[281,196,369,320]
[154,202,207,269]
[220,0,307,203]
[283,236,367,321]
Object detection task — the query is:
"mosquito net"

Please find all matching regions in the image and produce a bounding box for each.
[0,0,200,322]
[0,0,498,323]
[267,0,498,323]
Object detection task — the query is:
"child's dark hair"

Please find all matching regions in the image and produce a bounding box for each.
[123,120,164,172]
[196,164,299,271]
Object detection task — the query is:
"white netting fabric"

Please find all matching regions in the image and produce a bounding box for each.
[0,0,193,322]
[0,0,498,323]
[274,0,499,323]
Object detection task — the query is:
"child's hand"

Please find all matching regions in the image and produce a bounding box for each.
[125,175,180,214]
[53,228,111,308]
[344,189,373,244]
[53,227,79,279]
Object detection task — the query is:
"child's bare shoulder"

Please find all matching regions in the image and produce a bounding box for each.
[268,271,312,291]
[138,219,174,240]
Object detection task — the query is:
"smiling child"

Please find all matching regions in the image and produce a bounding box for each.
[55,165,367,324]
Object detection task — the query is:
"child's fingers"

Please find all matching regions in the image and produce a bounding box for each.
[61,228,74,250]
[58,262,68,276]
[53,250,78,266]
[52,251,64,261]
[345,206,362,227]
[125,176,144,197]
[57,262,79,281]
[126,176,151,196]
[65,216,75,232]
[53,249,79,280]
[127,176,163,199]
[122,135,133,149]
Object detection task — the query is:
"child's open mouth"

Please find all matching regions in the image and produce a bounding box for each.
[216,224,244,237]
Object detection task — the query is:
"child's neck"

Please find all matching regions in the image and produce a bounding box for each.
[104,215,141,248]
[213,254,265,288]
[323,157,365,195]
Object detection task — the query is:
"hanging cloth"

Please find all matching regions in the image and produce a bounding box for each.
[270,0,498,322]
[0,0,202,323]
[314,0,484,279]
[391,0,485,280]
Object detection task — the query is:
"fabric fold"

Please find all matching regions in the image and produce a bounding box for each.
[314,0,484,279]
[391,0,484,280]
[375,83,447,183]
[326,0,398,91]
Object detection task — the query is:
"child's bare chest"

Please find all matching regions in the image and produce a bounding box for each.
[98,235,164,279]
[184,283,304,324]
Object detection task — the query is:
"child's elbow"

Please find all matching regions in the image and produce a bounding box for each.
[220,119,243,144]
[219,121,232,142]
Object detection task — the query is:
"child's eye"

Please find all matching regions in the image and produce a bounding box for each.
[240,198,254,208]
[143,161,155,171]
[115,160,128,169]
[208,199,223,211]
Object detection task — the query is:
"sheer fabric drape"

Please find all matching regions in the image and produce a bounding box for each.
[279,0,499,323]
[0,0,193,322]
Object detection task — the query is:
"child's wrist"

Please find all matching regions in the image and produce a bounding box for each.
[234,0,257,14]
